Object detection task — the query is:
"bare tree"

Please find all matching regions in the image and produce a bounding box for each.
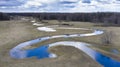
[101,31,115,45]
[39,15,43,21]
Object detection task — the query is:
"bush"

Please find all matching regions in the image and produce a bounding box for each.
[101,31,115,45]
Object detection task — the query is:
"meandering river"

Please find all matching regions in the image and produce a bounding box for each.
[9,28,120,67]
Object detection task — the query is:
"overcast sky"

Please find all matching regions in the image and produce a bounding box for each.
[0,0,120,12]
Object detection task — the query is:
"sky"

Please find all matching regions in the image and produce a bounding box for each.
[0,0,120,13]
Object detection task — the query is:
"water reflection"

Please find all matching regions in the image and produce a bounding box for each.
[95,52,120,67]
[111,49,120,55]
[26,45,50,59]
[24,41,120,67]
[10,30,120,67]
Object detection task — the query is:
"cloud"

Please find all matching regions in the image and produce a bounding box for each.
[0,0,24,6]
[0,0,120,12]
[20,1,43,8]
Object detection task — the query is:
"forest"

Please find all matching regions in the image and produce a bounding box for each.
[0,12,120,25]
[0,12,10,20]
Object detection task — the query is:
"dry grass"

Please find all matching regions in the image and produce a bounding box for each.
[0,20,120,67]
[0,21,100,67]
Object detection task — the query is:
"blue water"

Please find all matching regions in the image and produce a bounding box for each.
[25,44,120,67]
[111,49,120,55]
[95,51,120,67]
[9,30,120,67]
[26,45,50,59]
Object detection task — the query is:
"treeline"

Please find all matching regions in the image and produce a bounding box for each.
[8,12,120,25]
[0,12,10,20]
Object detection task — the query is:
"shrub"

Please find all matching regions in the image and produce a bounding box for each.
[101,31,115,45]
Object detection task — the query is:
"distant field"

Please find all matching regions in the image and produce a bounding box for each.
[0,20,120,67]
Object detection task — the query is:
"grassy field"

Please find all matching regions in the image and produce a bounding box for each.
[0,20,120,67]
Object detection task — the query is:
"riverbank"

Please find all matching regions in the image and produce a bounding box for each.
[0,20,120,67]
[0,20,100,67]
